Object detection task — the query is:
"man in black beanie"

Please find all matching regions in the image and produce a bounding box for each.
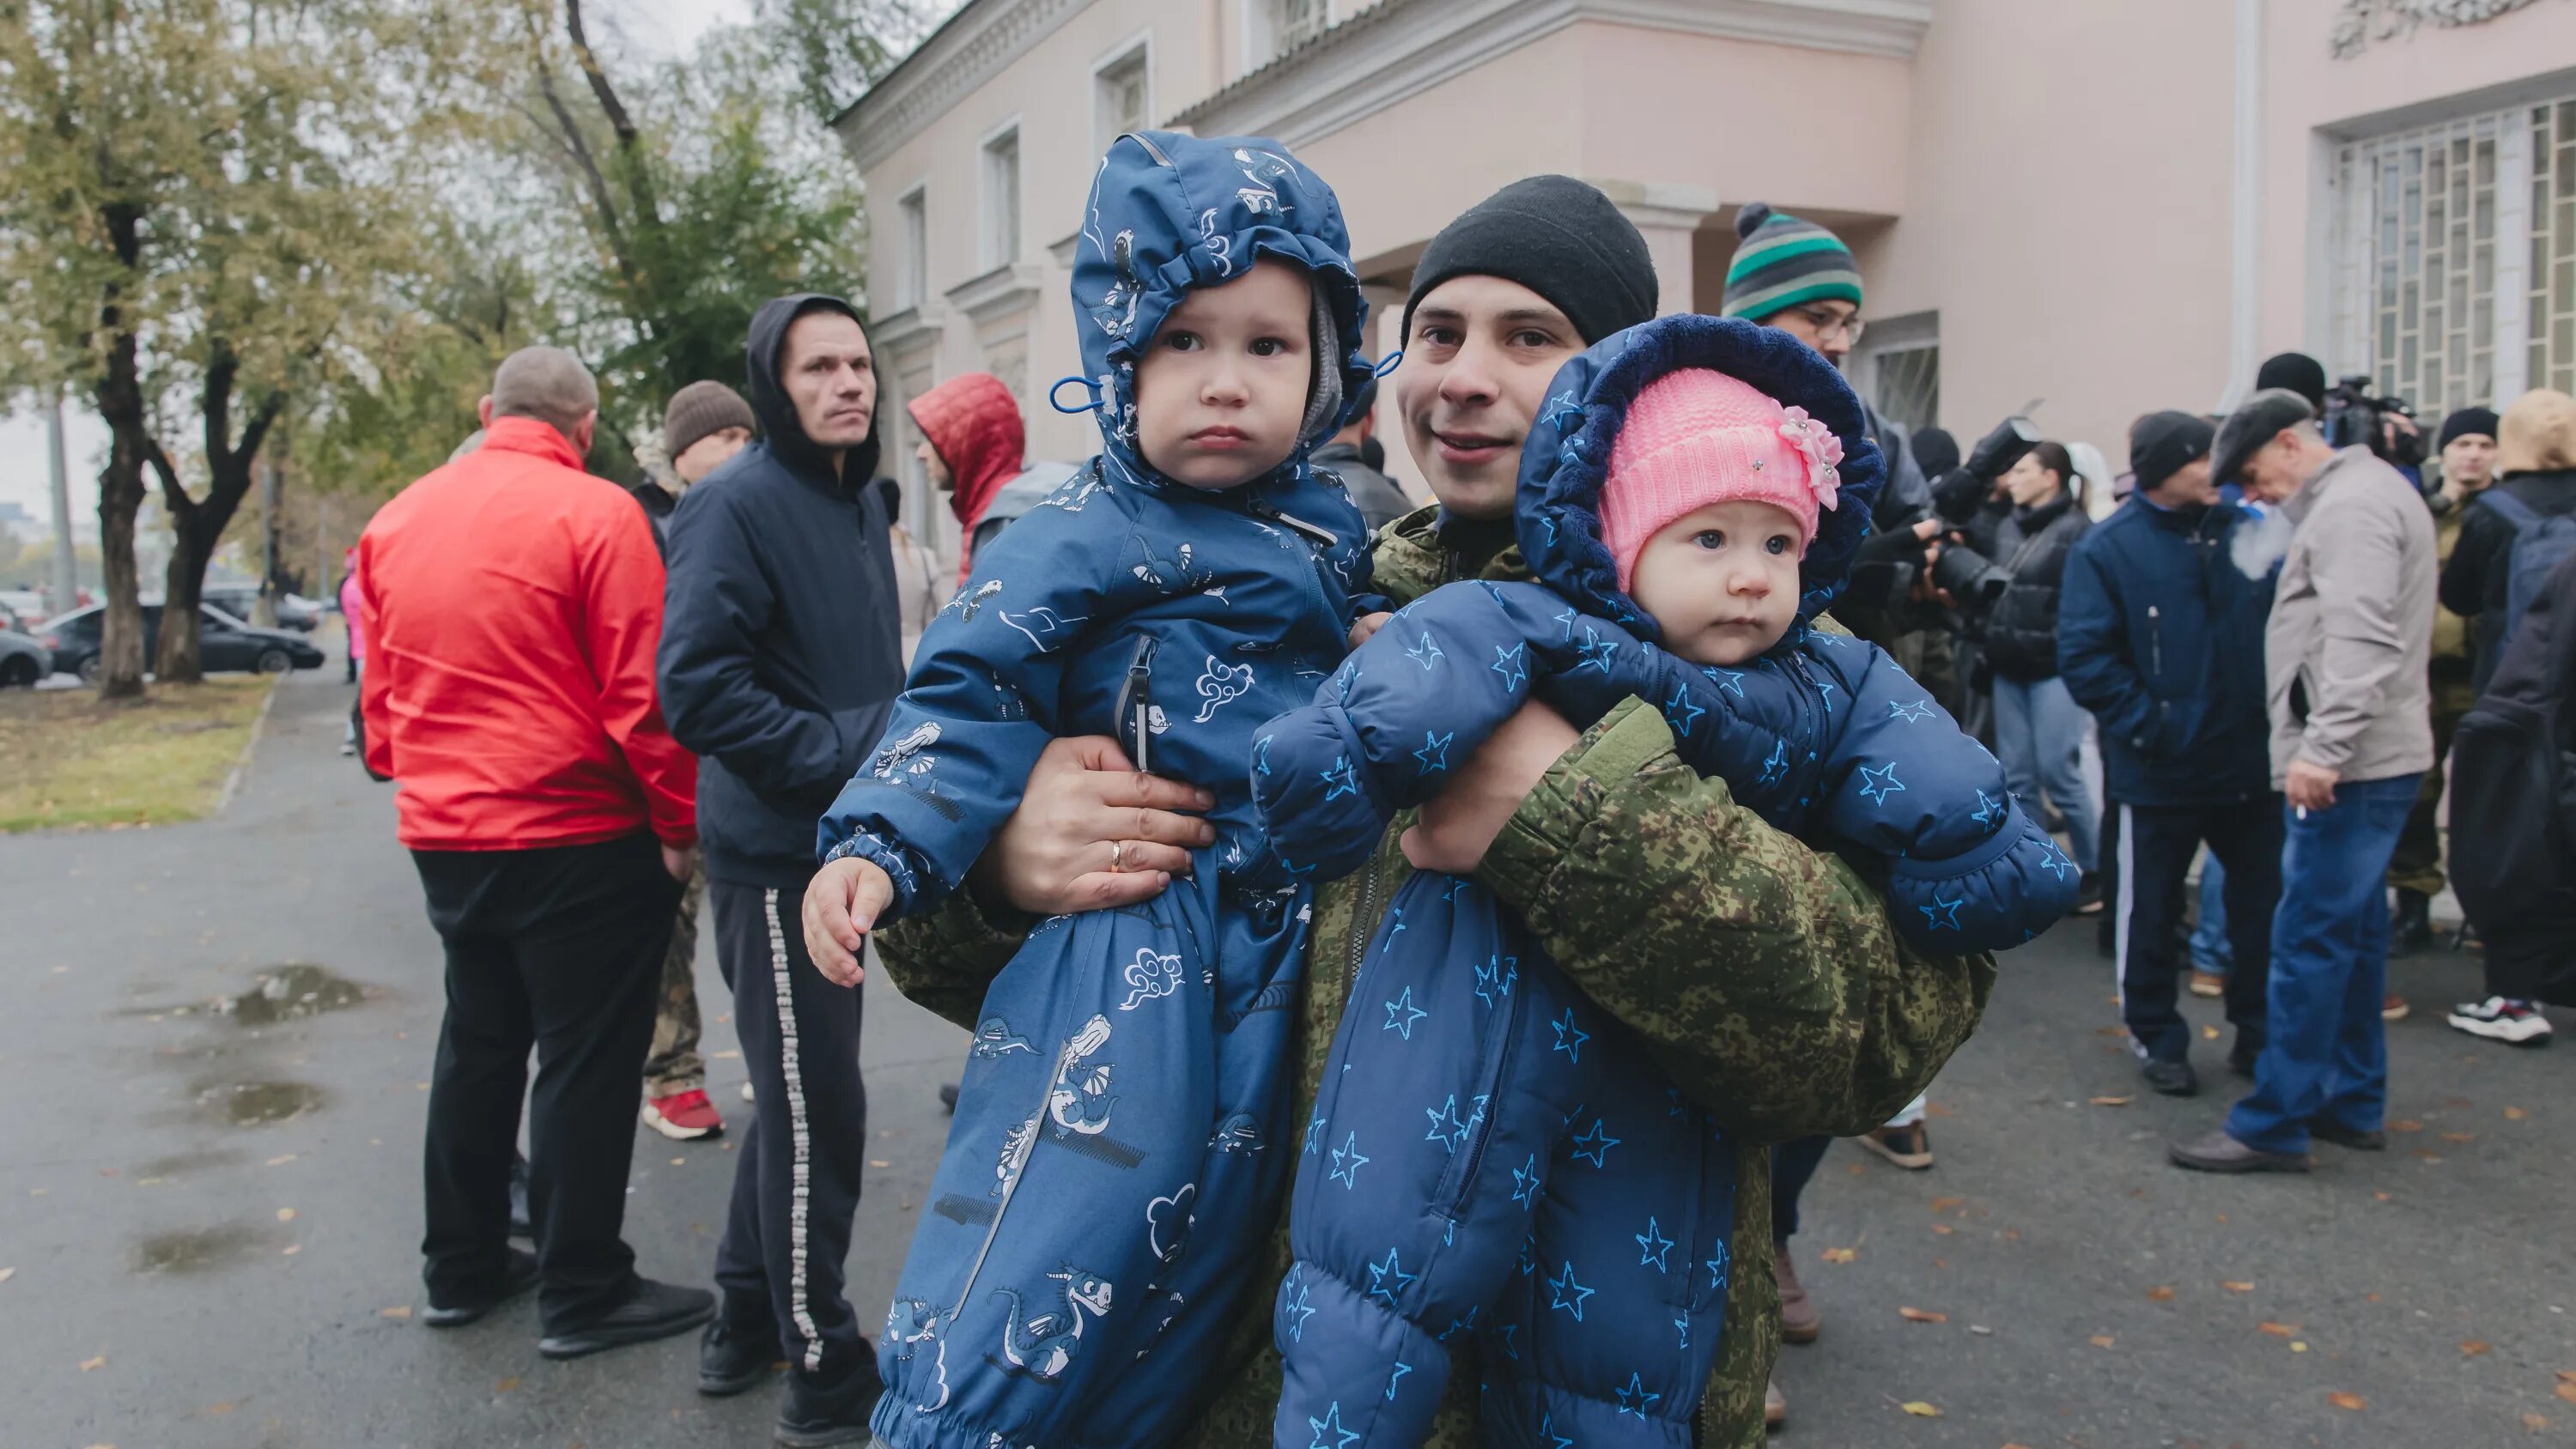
[2060,409,2285,1103]
[2256,351,2329,411]
[869,175,1986,1446]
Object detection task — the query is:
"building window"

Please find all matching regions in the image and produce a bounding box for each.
[1851,311,1941,437]
[1095,41,1151,156]
[2331,90,2576,413]
[1245,0,1326,69]
[897,187,927,309]
[981,128,1021,271]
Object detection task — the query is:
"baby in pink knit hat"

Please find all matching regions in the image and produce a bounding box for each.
[1600,367,1846,667]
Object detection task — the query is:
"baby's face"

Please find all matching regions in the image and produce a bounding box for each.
[1133,258,1312,490]
[1626,500,1804,667]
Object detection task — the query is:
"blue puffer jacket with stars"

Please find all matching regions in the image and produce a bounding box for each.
[818,130,1383,1449]
[1255,316,2070,1449]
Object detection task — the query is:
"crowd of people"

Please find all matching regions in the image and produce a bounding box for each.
[335,124,2574,1449]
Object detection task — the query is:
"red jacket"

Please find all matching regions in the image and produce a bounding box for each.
[357,417,696,852]
[906,372,1024,582]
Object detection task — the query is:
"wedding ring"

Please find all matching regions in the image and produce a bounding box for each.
[1109,840,1127,874]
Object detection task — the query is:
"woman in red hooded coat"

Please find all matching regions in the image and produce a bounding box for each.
[905,372,1026,585]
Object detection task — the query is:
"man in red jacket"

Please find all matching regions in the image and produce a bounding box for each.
[357,345,715,1360]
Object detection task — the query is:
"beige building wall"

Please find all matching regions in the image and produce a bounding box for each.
[841,0,2576,571]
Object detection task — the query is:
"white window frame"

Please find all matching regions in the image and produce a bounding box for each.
[979,121,1023,273]
[896,184,928,310]
[1092,33,1153,158]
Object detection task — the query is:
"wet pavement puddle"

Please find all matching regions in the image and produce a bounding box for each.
[131,1222,265,1275]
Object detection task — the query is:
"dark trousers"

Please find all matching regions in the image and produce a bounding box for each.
[2228,775,2420,1151]
[2115,797,2284,1064]
[710,877,869,1377]
[414,833,678,1329]
[1771,1134,1833,1240]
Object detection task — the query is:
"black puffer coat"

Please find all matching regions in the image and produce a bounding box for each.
[1982,493,2090,682]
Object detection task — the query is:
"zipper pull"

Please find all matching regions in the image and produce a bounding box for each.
[1249,497,1342,549]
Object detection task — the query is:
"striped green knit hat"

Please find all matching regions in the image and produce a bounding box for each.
[1720,203,1862,320]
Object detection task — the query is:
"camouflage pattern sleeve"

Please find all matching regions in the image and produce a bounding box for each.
[1474,697,1997,1143]
[873,889,1032,1033]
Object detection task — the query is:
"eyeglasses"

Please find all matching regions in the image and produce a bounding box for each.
[1788,305,1866,344]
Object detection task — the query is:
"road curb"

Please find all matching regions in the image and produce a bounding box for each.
[215,678,281,816]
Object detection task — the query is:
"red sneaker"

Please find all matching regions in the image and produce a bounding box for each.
[642,1088,724,1140]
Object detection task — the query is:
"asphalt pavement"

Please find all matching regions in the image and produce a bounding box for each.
[2,668,2568,1447]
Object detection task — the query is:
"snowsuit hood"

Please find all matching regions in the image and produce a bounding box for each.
[744,293,881,488]
[1518,312,1884,639]
[1070,130,1376,493]
[907,371,1025,539]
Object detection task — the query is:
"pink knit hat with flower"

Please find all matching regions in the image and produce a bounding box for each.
[1597,367,1845,592]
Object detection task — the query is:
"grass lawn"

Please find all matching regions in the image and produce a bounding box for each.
[0,678,276,833]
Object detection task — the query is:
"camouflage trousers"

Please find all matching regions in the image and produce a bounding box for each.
[641,853,708,1097]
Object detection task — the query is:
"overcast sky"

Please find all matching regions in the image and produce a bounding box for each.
[0,0,760,528]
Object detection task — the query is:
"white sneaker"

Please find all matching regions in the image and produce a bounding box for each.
[2445,997,2553,1046]
[739,1079,756,1104]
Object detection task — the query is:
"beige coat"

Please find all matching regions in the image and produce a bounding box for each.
[2265,446,2439,786]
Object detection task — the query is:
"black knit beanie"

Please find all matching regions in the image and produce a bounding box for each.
[2438,404,2500,451]
[1401,176,1658,348]
[2254,352,2328,411]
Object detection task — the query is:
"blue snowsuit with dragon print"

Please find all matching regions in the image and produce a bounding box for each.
[1254,317,2075,1448]
[817,132,1383,1449]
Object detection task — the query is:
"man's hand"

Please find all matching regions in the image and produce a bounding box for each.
[804,857,893,987]
[1401,700,1582,876]
[1348,611,1394,650]
[967,735,1216,916]
[2284,756,2339,813]
[661,844,694,882]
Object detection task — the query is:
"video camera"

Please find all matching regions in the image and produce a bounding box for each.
[2322,374,2427,469]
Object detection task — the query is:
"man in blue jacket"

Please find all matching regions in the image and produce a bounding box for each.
[659,294,904,1445]
[2058,411,2283,1099]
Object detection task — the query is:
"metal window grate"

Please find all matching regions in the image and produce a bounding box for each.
[2533,97,2576,395]
[1871,345,1941,438]
[1274,0,1326,55]
[2334,87,2576,412]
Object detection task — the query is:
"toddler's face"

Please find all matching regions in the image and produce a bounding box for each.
[1133,258,1313,490]
[1626,500,1804,667]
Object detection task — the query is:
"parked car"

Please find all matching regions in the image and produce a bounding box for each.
[39,603,326,685]
[201,585,323,633]
[0,629,46,687]
[1,590,48,634]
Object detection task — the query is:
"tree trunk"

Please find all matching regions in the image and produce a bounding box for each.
[92,328,152,700]
[154,349,281,683]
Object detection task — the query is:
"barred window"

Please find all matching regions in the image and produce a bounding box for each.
[2333,90,2576,413]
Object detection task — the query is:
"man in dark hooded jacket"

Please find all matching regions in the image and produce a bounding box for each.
[658,294,902,1443]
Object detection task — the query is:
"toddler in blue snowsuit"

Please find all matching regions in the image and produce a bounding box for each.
[1255,315,2075,1447]
[815,132,1386,1449]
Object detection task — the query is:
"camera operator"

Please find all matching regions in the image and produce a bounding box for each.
[1971,441,2103,910]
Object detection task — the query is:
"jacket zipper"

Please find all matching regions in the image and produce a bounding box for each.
[2148,605,2165,676]
[1347,851,1384,987]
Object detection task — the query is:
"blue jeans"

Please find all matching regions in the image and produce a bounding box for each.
[2190,856,2231,974]
[2227,773,2421,1153]
[1992,675,2099,874]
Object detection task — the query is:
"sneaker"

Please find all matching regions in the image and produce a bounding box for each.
[2073,872,2105,916]
[2446,997,2553,1046]
[2188,970,2225,999]
[339,740,358,757]
[643,1088,725,1141]
[775,1350,886,1448]
[1773,1240,1820,1344]
[698,1306,784,1397]
[2380,993,2410,1022]
[1856,1124,1935,1170]
[2142,1058,2199,1097]
[1765,1376,1788,1428]
[538,1278,718,1361]
[423,1246,541,1327]
[740,1080,756,1105]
